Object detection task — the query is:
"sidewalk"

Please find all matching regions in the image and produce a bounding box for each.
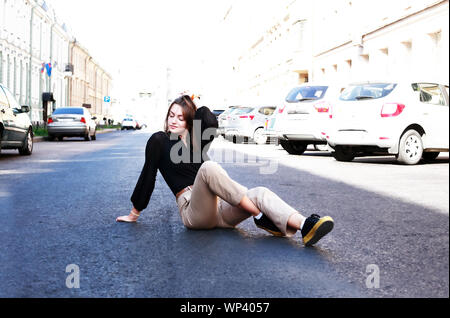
[33,128,119,143]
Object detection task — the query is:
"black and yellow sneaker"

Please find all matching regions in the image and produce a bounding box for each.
[301,214,334,246]
[254,214,284,237]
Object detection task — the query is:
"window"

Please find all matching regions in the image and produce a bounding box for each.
[412,83,446,106]
[258,107,276,115]
[0,86,9,108]
[340,83,397,101]
[52,107,84,115]
[0,51,3,84]
[7,54,10,88]
[293,19,307,51]
[236,107,254,115]
[286,86,328,103]
[2,85,20,109]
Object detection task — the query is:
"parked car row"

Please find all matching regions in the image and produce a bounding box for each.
[219,81,449,165]
[1,81,153,159]
[218,105,277,145]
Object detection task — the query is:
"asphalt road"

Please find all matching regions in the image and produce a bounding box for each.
[0,129,448,298]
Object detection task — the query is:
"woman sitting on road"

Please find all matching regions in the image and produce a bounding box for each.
[116,95,334,246]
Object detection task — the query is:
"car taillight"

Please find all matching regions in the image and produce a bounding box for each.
[48,117,53,124]
[314,101,330,113]
[239,115,255,120]
[278,105,286,114]
[381,103,405,117]
[80,117,87,124]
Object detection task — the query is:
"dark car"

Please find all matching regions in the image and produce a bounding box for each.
[0,84,33,156]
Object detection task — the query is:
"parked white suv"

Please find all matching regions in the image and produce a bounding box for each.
[327,81,449,164]
[265,83,343,155]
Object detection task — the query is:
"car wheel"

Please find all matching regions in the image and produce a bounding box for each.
[232,135,237,144]
[422,152,440,162]
[397,129,423,165]
[58,136,64,141]
[332,146,355,162]
[280,140,307,155]
[19,129,33,156]
[253,128,267,145]
[48,134,55,141]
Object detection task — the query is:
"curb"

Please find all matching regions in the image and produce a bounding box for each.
[33,129,120,143]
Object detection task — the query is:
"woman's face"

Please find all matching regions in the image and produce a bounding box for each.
[167,104,187,135]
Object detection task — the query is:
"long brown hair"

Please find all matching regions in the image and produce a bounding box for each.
[164,95,197,134]
[164,95,200,152]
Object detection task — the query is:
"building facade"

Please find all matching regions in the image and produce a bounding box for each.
[0,0,72,124]
[68,40,112,119]
[1,0,113,125]
[228,0,449,102]
[312,0,449,85]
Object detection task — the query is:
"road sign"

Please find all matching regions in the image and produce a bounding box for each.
[104,96,111,103]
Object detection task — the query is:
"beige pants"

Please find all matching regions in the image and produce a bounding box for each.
[176,161,299,237]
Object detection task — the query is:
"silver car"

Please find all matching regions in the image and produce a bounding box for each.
[47,107,97,141]
[217,106,243,137]
[225,105,277,144]
[265,83,343,155]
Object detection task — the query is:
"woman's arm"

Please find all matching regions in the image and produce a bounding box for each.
[193,106,219,157]
[117,132,163,222]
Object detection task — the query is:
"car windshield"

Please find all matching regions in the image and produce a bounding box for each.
[221,108,238,116]
[340,83,397,101]
[227,108,243,115]
[285,86,328,103]
[236,107,254,114]
[53,108,84,115]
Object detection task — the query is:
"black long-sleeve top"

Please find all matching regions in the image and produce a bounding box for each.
[131,106,219,211]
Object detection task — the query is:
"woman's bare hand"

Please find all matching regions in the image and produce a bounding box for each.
[116,208,141,223]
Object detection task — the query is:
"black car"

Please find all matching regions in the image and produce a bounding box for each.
[0,84,33,156]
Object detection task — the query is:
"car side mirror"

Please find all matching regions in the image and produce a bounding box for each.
[21,105,30,113]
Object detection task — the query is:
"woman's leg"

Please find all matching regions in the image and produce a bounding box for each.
[185,161,305,236]
[238,195,305,230]
[183,161,249,229]
[220,187,305,237]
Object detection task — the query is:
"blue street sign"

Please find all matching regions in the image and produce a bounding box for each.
[104,96,111,103]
